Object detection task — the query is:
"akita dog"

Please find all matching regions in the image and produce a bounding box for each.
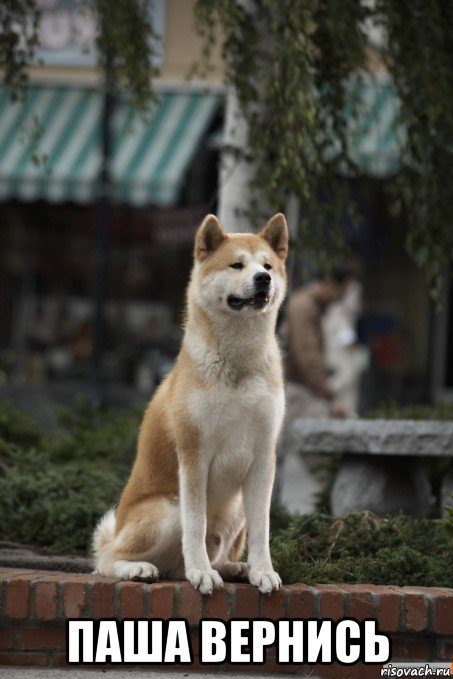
[93,213,288,595]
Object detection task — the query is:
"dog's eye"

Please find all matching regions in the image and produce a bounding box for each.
[230,262,244,270]
[264,263,272,271]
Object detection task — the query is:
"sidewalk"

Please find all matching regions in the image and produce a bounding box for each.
[0,670,297,679]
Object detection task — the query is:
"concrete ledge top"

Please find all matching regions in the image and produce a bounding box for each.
[291,418,453,456]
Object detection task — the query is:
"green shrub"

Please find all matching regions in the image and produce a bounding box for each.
[0,399,140,552]
[0,441,126,552]
[367,400,453,421]
[0,402,43,448]
[49,396,140,465]
[270,511,453,587]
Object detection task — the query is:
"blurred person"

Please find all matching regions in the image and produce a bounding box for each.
[323,279,369,416]
[274,269,353,509]
[285,269,353,423]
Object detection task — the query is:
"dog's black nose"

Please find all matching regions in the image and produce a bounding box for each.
[254,272,271,288]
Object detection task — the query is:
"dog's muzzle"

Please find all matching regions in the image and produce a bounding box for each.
[227,273,272,310]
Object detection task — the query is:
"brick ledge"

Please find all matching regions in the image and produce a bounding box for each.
[0,568,452,676]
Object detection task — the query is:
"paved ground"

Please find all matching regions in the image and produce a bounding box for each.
[0,670,303,678]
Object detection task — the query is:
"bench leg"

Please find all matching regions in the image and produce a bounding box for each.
[331,455,434,518]
[440,464,453,516]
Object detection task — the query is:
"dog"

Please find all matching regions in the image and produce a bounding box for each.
[93,212,288,595]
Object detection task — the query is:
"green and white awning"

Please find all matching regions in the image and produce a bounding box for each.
[346,74,403,177]
[0,85,220,206]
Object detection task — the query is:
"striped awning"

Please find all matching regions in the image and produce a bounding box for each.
[0,85,220,206]
[344,74,403,177]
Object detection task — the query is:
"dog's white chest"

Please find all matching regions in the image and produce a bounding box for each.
[189,375,279,439]
[188,377,284,503]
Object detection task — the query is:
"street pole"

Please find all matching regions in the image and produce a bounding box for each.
[92,46,115,405]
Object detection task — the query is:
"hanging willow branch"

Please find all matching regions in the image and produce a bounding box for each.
[377,0,453,298]
[195,0,453,293]
[1,0,159,110]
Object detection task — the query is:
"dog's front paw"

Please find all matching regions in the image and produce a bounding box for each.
[248,567,282,594]
[186,568,223,595]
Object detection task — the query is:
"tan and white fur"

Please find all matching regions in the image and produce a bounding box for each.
[93,213,289,595]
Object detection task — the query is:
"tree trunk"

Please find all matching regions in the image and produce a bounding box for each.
[217,86,255,232]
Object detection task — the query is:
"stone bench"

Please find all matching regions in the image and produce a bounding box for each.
[291,419,453,517]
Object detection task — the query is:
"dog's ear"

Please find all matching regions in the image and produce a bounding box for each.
[259,213,289,260]
[195,214,226,261]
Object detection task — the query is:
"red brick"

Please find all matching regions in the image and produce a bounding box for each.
[0,569,35,577]
[403,592,428,632]
[287,584,316,618]
[340,585,373,620]
[391,637,407,658]
[362,666,387,679]
[33,572,72,583]
[205,587,230,619]
[435,594,453,635]
[404,637,430,659]
[261,587,286,619]
[118,581,145,619]
[234,583,259,618]
[5,576,33,618]
[17,627,66,651]
[436,637,453,660]
[0,651,49,666]
[318,585,345,620]
[178,582,202,625]
[51,651,68,667]
[403,585,452,596]
[189,628,200,657]
[91,578,119,618]
[63,581,88,618]
[377,591,401,632]
[34,581,57,621]
[0,627,14,649]
[148,582,174,619]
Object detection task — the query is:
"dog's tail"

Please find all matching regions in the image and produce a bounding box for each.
[91,508,116,574]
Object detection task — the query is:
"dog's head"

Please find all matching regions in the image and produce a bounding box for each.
[191,213,288,317]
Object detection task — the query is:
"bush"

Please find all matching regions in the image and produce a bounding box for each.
[270,511,453,587]
[367,400,453,421]
[0,399,140,552]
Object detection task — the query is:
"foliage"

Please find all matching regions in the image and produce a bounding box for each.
[0,399,140,552]
[270,511,453,587]
[94,0,160,109]
[195,0,453,292]
[0,440,125,552]
[367,399,453,421]
[49,396,139,464]
[0,0,40,92]
[377,0,453,299]
[0,0,159,110]
[0,401,43,449]
[195,0,368,274]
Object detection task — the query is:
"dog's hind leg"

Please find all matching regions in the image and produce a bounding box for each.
[93,496,182,581]
[216,525,249,580]
[209,519,249,581]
